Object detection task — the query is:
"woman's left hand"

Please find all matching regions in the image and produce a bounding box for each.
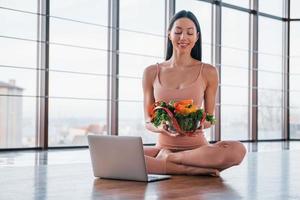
[200,120,212,130]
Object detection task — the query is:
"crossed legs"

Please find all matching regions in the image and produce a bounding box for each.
[166,141,247,172]
[144,141,247,176]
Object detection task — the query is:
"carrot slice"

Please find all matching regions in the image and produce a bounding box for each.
[177,99,193,105]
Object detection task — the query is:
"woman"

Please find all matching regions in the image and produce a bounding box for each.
[142,10,246,176]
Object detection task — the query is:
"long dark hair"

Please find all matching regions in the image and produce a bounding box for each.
[165,10,202,61]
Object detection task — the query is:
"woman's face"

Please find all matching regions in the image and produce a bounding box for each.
[168,17,199,54]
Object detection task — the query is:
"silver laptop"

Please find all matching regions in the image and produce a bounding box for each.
[87,135,171,182]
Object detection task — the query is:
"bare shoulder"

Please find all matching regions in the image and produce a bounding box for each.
[202,63,218,75]
[142,63,158,83]
[202,63,219,84]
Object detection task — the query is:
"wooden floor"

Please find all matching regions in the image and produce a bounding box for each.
[0,141,300,200]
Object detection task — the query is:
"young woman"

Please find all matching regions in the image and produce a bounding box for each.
[142,10,246,176]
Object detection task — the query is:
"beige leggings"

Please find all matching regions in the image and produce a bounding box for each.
[144,141,247,175]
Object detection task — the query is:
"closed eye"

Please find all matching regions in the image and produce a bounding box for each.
[175,32,194,35]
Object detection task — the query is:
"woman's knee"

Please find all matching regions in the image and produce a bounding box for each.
[216,141,246,166]
[229,141,247,165]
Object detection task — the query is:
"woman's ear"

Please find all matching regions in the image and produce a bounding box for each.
[197,32,200,41]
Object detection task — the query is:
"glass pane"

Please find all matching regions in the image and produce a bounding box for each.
[0,96,36,148]
[120,0,164,35]
[291,0,300,18]
[258,71,282,90]
[221,7,249,82]
[0,67,37,96]
[258,54,283,72]
[290,57,300,74]
[50,18,107,49]
[119,30,165,58]
[290,74,300,91]
[290,22,300,74]
[258,89,282,107]
[49,2,108,147]
[119,78,142,101]
[290,21,300,101]
[258,16,283,74]
[119,102,157,144]
[290,22,300,56]
[222,7,248,49]
[0,0,38,13]
[258,16,283,55]
[290,108,300,139]
[0,3,38,149]
[222,48,248,67]
[119,54,163,77]
[290,91,300,108]
[119,0,165,59]
[176,0,212,62]
[49,44,107,74]
[258,107,282,139]
[258,10,283,139]
[49,72,107,99]
[221,0,249,8]
[221,105,248,140]
[202,43,212,63]
[221,67,248,87]
[49,99,107,146]
[221,7,249,138]
[259,0,284,17]
[0,38,37,68]
[221,86,248,106]
[0,9,37,40]
[50,0,108,25]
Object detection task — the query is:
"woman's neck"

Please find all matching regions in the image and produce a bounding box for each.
[169,51,195,69]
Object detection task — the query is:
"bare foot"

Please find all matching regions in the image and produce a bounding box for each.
[184,166,220,176]
[156,148,172,160]
[209,169,220,177]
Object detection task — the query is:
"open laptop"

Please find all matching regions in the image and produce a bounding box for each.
[87,135,171,182]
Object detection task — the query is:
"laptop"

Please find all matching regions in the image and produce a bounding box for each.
[87,135,171,182]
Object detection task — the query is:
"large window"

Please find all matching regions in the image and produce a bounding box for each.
[221,7,249,140]
[49,0,108,146]
[258,16,283,140]
[118,0,165,144]
[0,2,38,148]
[1,0,299,149]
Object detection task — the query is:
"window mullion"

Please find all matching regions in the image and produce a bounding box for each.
[107,0,119,135]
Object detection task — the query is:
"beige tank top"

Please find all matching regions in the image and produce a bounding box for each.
[153,62,208,150]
